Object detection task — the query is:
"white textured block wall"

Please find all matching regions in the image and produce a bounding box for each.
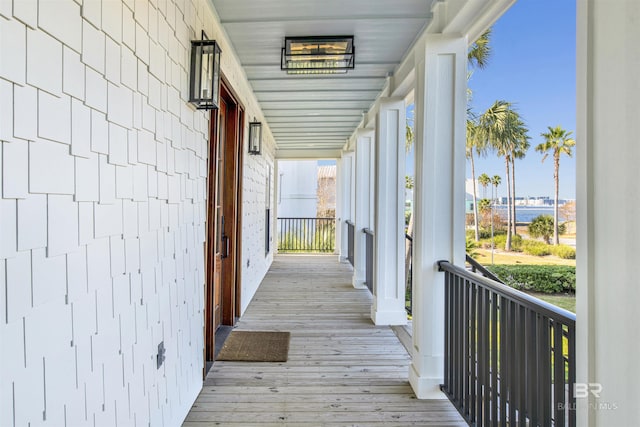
[0,0,276,425]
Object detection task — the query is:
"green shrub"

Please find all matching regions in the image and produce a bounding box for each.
[487,264,576,293]
[551,244,576,259]
[487,234,522,251]
[466,228,506,241]
[466,238,478,257]
[528,215,554,243]
[528,215,567,244]
[510,234,523,251]
[521,239,551,256]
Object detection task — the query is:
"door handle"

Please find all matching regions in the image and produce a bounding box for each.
[222,235,230,258]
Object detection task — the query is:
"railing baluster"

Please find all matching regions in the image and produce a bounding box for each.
[276,218,336,253]
[567,325,576,427]
[499,295,507,427]
[527,309,537,427]
[540,316,551,425]
[477,286,485,424]
[508,301,517,425]
[470,282,477,423]
[438,260,576,427]
[491,291,498,425]
[553,322,565,427]
[363,228,374,294]
[456,274,460,403]
[464,278,471,420]
[517,306,526,427]
[444,270,451,398]
[483,288,491,425]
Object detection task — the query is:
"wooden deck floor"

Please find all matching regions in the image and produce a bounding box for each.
[183,255,465,426]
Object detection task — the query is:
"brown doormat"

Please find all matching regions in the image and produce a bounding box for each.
[216,331,290,362]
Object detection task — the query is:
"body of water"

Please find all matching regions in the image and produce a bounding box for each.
[493,206,556,223]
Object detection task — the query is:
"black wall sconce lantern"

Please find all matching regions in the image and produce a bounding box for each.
[189,32,221,109]
[248,121,262,155]
[281,36,355,74]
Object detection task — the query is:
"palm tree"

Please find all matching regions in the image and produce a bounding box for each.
[466,27,492,242]
[405,120,414,152]
[479,101,529,251]
[491,175,501,205]
[466,115,488,241]
[503,109,530,244]
[468,28,492,69]
[478,173,491,199]
[477,101,510,244]
[510,133,530,237]
[490,175,501,264]
[536,126,576,245]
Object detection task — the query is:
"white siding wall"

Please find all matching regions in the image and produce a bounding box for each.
[0,0,275,425]
[277,160,318,219]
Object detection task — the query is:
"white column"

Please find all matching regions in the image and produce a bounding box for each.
[335,157,343,259]
[352,130,374,289]
[410,34,467,399]
[338,153,353,263]
[274,160,280,254]
[371,98,407,325]
[577,2,640,425]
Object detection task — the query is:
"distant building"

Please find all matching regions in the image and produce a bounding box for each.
[277,161,337,218]
[317,165,336,217]
[277,160,318,218]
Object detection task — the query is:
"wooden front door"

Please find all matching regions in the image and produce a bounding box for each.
[205,80,244,366]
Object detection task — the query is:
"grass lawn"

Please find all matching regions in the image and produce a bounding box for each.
[473,248,576,266]
[472,247,576,313]
[528,292,576,313]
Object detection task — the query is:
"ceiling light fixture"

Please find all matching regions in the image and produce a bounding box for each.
[281,36,355,75]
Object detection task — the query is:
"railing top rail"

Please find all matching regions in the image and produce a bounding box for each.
[438,260,576,325]
[277,217,336,220]
[363,228,374,236]
[345,220,355,226]
[465,253,503,284]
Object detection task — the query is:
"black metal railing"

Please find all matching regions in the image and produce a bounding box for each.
[438,260,576,427]
[466,253,504,284]
[346,220,355,266]
[363,228,374,294]
[405,234,413,315]
[277,218,335,253]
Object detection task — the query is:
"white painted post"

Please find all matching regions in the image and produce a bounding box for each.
[409,34,467,399]
[274,160,280,254]
[352,130,374,289]
[335,157,342,259]
[371,98,407,325]
[338,153,353,263]
[577,2,640,425]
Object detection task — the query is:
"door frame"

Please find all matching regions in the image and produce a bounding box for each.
[204,75,245,368]
[220,79,244,326]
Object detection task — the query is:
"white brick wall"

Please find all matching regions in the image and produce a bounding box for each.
[0,0,277,425]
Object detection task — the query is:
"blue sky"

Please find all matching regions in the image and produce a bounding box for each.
[330,0,577,199]
[407,0,576,200]
[467,0,577,199]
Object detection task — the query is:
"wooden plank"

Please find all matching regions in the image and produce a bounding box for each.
[183,255,465,426]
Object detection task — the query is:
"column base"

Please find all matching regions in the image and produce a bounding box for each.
[371,308,408,326]
[352,277,368,289]
[409,364,447,399]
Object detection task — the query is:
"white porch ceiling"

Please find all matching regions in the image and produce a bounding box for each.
[210,0,438,154]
